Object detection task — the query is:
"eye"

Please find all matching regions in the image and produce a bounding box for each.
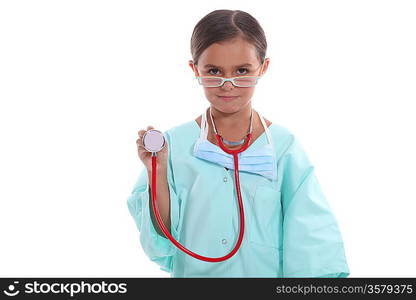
[208,68,220,75]
[236,68,249,75]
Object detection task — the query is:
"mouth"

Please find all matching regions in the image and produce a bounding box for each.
[218,95,238,101]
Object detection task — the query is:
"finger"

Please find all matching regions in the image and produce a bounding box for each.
[138,126,154,138]
[136,134,142,143]
[136,136,146,147]
[137,128,148,144]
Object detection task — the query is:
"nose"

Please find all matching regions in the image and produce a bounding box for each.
[221,80,234,89]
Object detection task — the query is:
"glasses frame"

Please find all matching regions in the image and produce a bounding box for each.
[195,75,262,87]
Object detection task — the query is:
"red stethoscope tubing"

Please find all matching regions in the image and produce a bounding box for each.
[150,132,252,262]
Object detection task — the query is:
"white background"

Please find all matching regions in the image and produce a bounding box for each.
[0,0,415,277]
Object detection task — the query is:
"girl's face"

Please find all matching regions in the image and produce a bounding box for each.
[189,37,270,114]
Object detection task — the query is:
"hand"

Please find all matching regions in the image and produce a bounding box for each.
[136,125,168,171]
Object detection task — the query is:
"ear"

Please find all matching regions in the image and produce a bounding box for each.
[188,60,200,76]
[260,58,270,76]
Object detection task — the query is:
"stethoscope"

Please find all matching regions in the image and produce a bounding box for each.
[142,107,253,262]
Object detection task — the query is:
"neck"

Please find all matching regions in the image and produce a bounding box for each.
[209,104,252,133]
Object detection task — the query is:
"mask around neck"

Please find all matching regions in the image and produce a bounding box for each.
[193,108,277,181]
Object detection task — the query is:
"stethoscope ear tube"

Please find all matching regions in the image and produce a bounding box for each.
[143,128,251,262]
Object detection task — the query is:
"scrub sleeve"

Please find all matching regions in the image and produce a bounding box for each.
[127,131,180,273]
[281,134,350,278]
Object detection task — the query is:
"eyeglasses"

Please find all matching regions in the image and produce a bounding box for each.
[195,75,261,87]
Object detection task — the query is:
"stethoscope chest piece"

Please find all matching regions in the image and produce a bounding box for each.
[142,129,166,153]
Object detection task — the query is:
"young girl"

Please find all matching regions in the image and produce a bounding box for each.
[128,9,350,278]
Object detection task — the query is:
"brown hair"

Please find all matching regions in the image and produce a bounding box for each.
[190,9,267,66]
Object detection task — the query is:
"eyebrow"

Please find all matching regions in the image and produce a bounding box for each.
[203,63,253,69]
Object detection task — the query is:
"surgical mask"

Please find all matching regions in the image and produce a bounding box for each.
[193,107,277,181]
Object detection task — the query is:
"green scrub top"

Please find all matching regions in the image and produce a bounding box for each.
[127,118,350,277]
